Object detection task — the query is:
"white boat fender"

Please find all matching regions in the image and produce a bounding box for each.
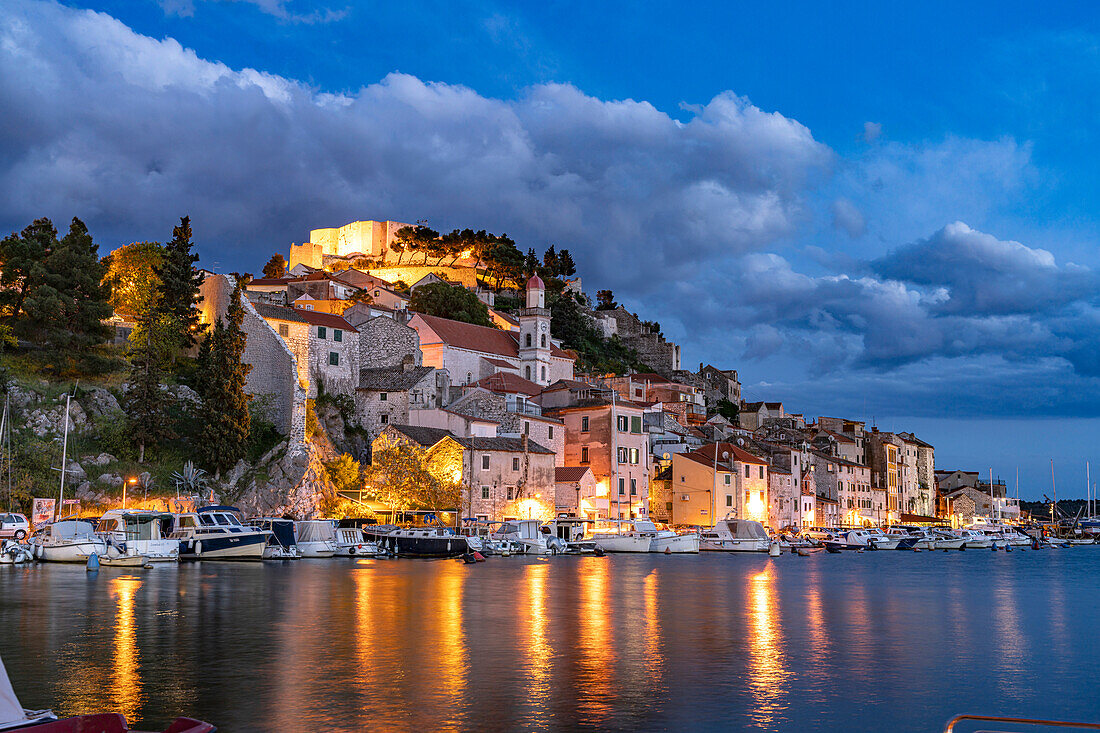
[194,540,201,556]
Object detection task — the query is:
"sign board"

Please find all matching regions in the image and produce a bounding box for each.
[31,498,55,526]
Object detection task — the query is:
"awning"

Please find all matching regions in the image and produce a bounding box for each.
[900,512,948,525]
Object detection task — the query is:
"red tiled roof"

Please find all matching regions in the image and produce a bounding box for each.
[411,312,573,360]
[289,307,358,332]
[247,277,291,286]
[475,371,542,396]
[482,357,516,369]
[691,442,769,466]
[555,466,591,483]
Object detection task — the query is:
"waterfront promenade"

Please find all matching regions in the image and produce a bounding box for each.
[1,552,1097,732]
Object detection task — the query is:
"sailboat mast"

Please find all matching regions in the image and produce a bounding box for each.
[1050,459,1057,524]
[1087,461,1092,519]
[56,394,70,522]
[0,396,7,512]
[990,467,995,521]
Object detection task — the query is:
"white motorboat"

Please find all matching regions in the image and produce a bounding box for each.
[295,520,337,558]
[249,518,301,559]
[493,519,554,554]
[168,506,269,560]
[956,528,993,549]
[930,529,966,550]
[884,526,934,550]
[864,528,901,550]
[95,510,179,562]
[542,517,600,553]
[591,520,699,553]
[333,522,380,557]
[700,518,770,552]
[31,520,107,563]
[0,540,33,564]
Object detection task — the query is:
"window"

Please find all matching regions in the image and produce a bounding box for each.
[507,487,514,501]
[581,416,589,432]
[524,421,530,435]
[512,457,520,471]
[726,495,733,507]
[629,448,639,465]
[525,333,532,347]
[333,329,343,342]
[630,478,637,496]
[618,478,625,495]
[379,414,388,424]
[759,466,765,479]
[548,426,554,439]
[379,392,388,401]
[525,366,531,380]
[482,455,490,470]
[318,326,327,340]
[541,334,547,347]
[724,474,731,485]
[581,447,589,464]
[630,416,642,434]
[482,486,490,500]
[329,352,339,366]
[541,366,546,381]
[617,415,629,432]
[618,447,628,463]
[278,323,289,337]
[745,465,751,478]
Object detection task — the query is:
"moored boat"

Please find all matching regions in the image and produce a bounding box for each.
[31,520,107,563]
[248,518,300,559]
[168,506,268,561]
[363,525,469,558]
[295,520,337,558]
[95,510,179,563]
[700,518,770,552]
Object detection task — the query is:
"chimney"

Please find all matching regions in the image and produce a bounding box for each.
[402,354,415,372]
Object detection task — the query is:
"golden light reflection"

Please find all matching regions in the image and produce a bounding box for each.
[747,565,789,727]
[643,569,663,683]
[576,559,613,723]
[109,575,143,722]
[992,566,1027,699]
[433,569,467,732]
[523,563,552,720]
[805,565,828,664]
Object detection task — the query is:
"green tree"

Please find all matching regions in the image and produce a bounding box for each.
[596,289,618,310]
[325,453,362,493]
[557,249,577,277]
[262,254,287,279]
[0,218,54,320]
[366,442,462,518]
[483,235,524,289]
[125,311,177,463]
[409,282,494,327]
[154,216,204,355]
[549,291,648,375]
[196,283,252,475]
[101,241,166,320]
[18,218,112,373]
[716,399,740,422]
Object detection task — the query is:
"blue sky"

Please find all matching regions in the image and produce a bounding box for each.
[3,0,1100,498]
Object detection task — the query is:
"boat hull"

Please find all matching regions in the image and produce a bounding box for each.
[36,540,108,563]
[700,538,768,552]
[592,535,653,553]
[652,534,700,553]
[367,531,469,558]
[297,541,336,558]
[180,534,267,560]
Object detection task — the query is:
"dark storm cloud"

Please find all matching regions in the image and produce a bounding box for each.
[0,0,830,283]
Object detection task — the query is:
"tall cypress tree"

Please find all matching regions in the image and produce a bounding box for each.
[18,218,112,373]
[125,312,176,463]
[197,283,252,475]
[155,216,203,355]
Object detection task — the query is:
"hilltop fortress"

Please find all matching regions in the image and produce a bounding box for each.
[288,219,477,288]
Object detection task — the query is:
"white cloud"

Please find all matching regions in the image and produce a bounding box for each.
[862,121,882,142]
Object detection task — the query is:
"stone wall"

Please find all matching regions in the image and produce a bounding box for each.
[307,326,359,399]
[348,315,421,370]
[199,274,306,445]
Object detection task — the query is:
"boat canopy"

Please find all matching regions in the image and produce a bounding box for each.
[725,519,768,540]
[297,521,336,542]
[49,520,97,539]
[268,520,296,548]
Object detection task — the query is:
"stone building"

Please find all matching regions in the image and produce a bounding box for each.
[445,387,565,466]
[355,364,439,446]
[290,219,412,270]
[866,428,936,520]
[698,364,742,408]
[253,304,360,399]
[198,274,306,444]
[739,401,785,430]
[768,467,798,529]
[372,424,557,522]
[342,312,420,371]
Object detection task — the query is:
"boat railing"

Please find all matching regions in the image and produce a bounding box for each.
[944,715,1100,732]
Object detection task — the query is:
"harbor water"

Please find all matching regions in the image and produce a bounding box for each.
[1,550,1098,732]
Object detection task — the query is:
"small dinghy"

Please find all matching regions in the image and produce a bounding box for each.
[796,547,822,556]
[98,553,151,568]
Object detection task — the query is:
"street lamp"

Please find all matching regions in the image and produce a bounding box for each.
[124,477,138,510]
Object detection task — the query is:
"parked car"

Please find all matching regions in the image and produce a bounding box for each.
[0,513,30,540]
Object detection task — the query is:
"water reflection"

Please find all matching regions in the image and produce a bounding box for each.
[576,559,613,724]
[523,563,551,722]
[109,574,142,721]
[433,567,467,732]
[747,564,789,727]
[643,569,663,682]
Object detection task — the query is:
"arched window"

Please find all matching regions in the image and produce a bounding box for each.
[540,334,546,348]
[525,333,532,347]
[525,366,531,380]
[541,366,546,381]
